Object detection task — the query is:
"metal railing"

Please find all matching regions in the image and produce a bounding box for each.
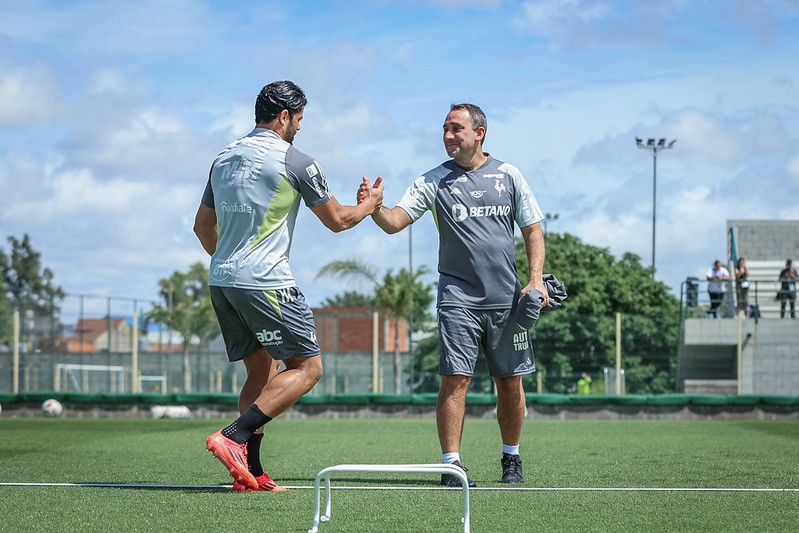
[679,277,796,322]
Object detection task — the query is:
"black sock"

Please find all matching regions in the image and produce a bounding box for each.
[247,433,264,477]
[221,404,272,444]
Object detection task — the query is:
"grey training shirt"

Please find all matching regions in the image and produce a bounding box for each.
[398,156,544,309]
[201,128,333,289]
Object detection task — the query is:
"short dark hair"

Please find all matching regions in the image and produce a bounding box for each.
[255,81,308,124]
[450,103,487,140]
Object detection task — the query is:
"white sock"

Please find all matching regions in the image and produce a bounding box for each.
[502,444,519,456]
[442,452,461,464]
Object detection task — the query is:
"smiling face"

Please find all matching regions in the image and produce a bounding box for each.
[443,108,485,168]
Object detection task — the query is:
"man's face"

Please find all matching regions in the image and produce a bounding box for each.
[443,109,482,161]
[284,109,304,144]
[714,261,722,270]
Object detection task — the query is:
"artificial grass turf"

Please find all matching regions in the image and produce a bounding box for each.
[1,418,797,532]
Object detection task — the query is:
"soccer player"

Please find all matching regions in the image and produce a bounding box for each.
[194,80,383,491]
[364,103,547,486]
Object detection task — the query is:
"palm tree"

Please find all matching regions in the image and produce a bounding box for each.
[316,258,434,393]
[148,262,219,393]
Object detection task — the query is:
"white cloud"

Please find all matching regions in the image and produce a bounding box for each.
[86,68,146,97]
[0,62,63,127]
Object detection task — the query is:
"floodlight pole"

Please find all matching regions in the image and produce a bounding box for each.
[408,224,414,394]
[635,138,676,275]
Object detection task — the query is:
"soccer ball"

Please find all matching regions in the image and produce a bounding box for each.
[164,405,191,419]
[41,399,63,417]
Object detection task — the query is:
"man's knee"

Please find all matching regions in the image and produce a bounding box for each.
[494,375,523,394]
[287,355,323,384]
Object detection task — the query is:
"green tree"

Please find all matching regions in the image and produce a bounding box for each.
[518,233,680,393]
[0,234,65,350]
[0,277,12,344]
[321,291,377,307]
[147,262,219,392]
[0,234,65,312]
[317,258,435,393]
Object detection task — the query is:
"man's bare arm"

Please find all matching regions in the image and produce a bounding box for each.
[371,205,413,234]
[310,176,384,233]
[520,222,548,306]
[193,203,218,256]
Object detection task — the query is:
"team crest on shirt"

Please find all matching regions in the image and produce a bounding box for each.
[494,179,506,197]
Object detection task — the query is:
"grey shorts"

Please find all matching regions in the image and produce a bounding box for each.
[438,306,535,378]
[209,285,320,362]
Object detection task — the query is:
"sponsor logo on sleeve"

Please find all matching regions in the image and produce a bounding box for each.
[308,161,328,197]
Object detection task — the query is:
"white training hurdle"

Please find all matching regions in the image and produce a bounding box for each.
[309,463,471,533]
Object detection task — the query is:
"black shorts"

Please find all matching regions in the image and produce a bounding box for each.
[210,285,320,362]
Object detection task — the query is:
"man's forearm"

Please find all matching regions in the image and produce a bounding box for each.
[371,206,410,235]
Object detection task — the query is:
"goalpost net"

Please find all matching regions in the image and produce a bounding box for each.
[54,364,126,393]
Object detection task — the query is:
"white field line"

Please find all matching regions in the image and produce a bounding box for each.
[1,482,798,492]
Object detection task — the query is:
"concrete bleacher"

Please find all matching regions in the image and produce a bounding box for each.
[728,220,798,319]
[741,260,784,319]
[675,220,798,395]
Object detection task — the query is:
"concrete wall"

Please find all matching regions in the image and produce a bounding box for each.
[728,219,799,261]
[678,317,799,395]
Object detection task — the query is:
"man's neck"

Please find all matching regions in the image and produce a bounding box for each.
[455,151,489,171]
[256,120,284,138]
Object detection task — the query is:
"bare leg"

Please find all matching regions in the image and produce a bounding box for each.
[494,376,525,447]
[251,355,323,418]
[241,348,281,434]
[437,375,471,453]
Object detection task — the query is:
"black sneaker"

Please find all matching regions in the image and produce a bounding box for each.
[501,453,524,484]
[440,460,477,487]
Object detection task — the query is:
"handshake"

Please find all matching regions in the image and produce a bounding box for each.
[357,176,384,215]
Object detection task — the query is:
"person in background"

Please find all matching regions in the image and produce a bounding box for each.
[778,259,798,319]
[577,373,592,395]
[734,257,750,317]
[706,260,731,318]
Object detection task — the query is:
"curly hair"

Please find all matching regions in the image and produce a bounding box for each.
[255,81,308,124]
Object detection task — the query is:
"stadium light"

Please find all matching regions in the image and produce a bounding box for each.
[542,212,559,235]
[635,137,676,275]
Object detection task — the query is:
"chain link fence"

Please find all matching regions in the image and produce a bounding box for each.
[1,296,679,396]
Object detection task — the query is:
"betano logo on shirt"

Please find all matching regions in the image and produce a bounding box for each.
[451,203,511,222]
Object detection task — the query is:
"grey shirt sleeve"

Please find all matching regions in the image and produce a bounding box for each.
[285,146,334,208]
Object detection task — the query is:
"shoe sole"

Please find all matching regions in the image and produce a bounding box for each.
[206,434,258,490]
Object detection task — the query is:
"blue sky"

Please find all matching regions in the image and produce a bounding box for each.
[1,0,798,313]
